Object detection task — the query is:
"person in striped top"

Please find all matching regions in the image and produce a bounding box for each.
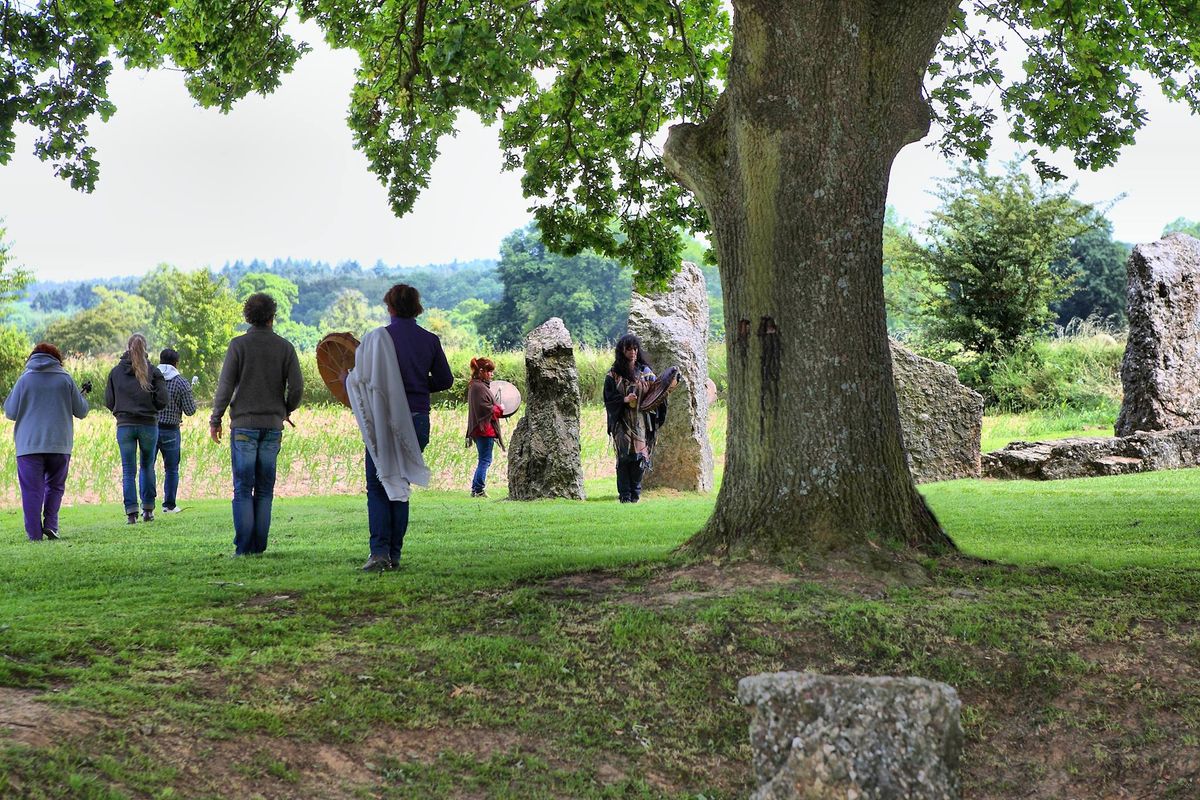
[156,348,197,513]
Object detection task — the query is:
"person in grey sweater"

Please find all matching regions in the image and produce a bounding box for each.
[209,292,304,556]
[4,342,89,541]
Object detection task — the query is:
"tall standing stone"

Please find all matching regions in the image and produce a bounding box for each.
[507,318,585,500]
[627,262,714,491]
[1117,233,1200,436]
[890,339,983,483]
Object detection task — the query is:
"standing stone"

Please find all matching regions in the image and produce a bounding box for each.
[507,318,585,500]
[1116,233,1200,436]
[890,339,983,483]
[739,672,962,800]
[627,262,714,491]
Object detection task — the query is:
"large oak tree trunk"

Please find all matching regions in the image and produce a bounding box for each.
[664,0,958,558]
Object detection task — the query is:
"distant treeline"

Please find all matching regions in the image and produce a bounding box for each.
[25,257,501,326]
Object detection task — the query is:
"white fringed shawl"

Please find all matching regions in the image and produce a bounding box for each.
[346,327,430,501]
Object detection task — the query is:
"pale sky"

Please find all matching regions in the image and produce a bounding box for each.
[1,31,1198,283]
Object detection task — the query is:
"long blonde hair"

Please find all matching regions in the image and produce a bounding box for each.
[127,333,152,391]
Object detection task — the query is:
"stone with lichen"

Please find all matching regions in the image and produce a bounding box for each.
[507,317,586,500]
[738,672,962,800]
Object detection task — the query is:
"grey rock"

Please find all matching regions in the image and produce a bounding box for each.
[890,340,983,483]
[1117,233,1200,436]
[983,425,1200,480]
[739,672,962,800]
[507,318,586,500]
[627,262,714,491]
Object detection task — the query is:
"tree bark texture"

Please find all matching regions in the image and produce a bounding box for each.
[664,0,958,556]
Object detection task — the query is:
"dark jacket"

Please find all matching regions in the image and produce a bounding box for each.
[384,317,454,413]
[210,325,304,430]
[105,353,168,426]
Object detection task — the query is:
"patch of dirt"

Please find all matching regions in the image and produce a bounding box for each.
[0,687,102,749]
[240,592,302,609]
[540,558,899,607]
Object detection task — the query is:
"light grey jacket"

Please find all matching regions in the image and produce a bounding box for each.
[4,353,89,456]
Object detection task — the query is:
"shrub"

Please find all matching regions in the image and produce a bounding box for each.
[909,321,1124,413]
[0,324,30,396]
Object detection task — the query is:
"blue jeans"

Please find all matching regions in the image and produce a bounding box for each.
[471,436,495,494]
[117,424,159,514]
[230,428,282,555]
[156,427,182,509]
[367,413,429,563]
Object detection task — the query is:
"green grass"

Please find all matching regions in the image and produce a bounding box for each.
[2,471,1199,798]
[928,469,1200,569]
[980,404,1118,453]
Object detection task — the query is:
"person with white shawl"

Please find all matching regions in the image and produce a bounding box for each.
[346,284,453,572]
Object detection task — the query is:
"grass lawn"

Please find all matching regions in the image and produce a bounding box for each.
[980,406,1117,453]
[2,470,1199,799]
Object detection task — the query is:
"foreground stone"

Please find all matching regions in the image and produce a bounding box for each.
[507,318,585,500]
[627,261,714,491]
[739,672,962,800]
[1117,233,1200,435]
[983,426,1200,480]
[890,339,983,483]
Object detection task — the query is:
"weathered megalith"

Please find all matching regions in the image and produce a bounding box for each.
[890,339,983,483]
[739,672,962,800]
[1117,233,1200,436]
[983,426,1200,480]
[507,318,585,500]
[627,261,714,491]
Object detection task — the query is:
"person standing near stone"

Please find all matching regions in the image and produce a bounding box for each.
[4,342,89,541]
[105,333,168,525]
[464,356,504,498]
[603,333,668,503]
[346,283,452,572]
[155,348,197,514]
[209,293,304,556]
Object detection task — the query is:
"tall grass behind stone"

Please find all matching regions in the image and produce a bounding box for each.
[987,320,1125,413]
[0,403,731,506]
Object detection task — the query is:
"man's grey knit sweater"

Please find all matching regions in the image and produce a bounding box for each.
[210,326,304,430]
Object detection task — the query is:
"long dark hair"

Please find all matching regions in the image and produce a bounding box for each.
[611,333,650,381]
[126,333,153,391]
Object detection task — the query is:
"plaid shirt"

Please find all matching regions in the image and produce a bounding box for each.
[157,374,197,428]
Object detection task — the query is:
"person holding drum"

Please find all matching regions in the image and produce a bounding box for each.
[464,357,504,498]
[603,333,669,503]
[344,284,453,572]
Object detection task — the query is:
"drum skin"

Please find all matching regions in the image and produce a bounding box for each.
[490,379,522,418]
[316,332,360,408]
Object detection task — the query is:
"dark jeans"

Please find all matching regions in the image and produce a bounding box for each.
[367,413,430,563]
[615,453,647,502]
[16,453,71,540]
[471,436,495,494]
[156,426,182,509]
[230,428,282,555]
[117,424,158,514]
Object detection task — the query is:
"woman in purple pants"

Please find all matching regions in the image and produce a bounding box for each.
[4,342,89,541]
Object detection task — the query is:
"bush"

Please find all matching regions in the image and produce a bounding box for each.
[907,321,1123,413]
[989,332,1123,413]
[0,324,30,396]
